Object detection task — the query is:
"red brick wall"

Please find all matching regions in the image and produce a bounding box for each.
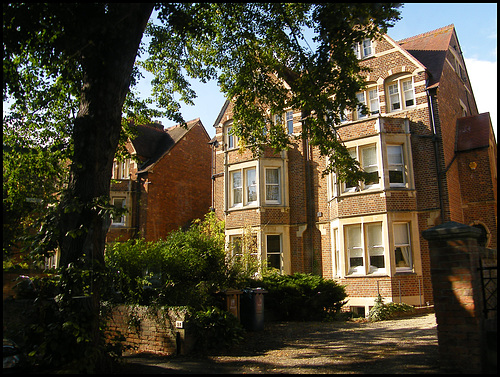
[106,305,194,356]
[141,123,212,241]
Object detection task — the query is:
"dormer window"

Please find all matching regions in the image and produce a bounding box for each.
[354,39,373,59]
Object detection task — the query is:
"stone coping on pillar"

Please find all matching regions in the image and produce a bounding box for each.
[422,221,482,241]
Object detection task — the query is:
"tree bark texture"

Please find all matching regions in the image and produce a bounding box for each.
[59,4,154,269]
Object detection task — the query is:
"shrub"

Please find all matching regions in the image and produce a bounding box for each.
[368,294,415,321]
[248,272,347,321]
[191,306,245,352]
[104,212,250,308]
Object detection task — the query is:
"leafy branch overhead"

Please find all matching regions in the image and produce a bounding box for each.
[142,3,401,181]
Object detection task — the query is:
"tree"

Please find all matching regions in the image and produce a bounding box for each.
[3,3,401,369]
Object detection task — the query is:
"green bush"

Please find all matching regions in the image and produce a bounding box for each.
[248,272,347,321]
[104,212,245,308]
[368,294,415,321]
[191,306,245,352]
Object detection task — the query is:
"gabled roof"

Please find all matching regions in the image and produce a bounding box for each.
[131,118,204,173]
[397,24,455,89]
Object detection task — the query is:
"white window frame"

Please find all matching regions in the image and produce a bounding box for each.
[367,223,385,274]
[386,76,415,112]
[345,222,386,275]
[349,85,379,122]
[346,225,364,274]
[265,167,281,204]
[342,148,359,193]
[230,167,258,208]
[393,222,413,272]
[342,144,380,192]
[354,39,373,59]
[360,145,380,190]
[387,144,406,187]
[230,170,243,207]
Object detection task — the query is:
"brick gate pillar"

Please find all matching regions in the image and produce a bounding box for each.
[422,221,485,373]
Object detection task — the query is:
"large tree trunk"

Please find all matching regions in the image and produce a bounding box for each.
[57,4,154,368]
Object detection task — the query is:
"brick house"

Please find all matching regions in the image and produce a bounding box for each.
[107,118,212,242]
[211,25,497,314]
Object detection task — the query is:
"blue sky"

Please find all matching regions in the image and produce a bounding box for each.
[150,3,497,139]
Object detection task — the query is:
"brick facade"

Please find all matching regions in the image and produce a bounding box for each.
[212,25,497,314]
[107,119,212,242]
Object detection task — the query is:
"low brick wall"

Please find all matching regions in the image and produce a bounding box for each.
[105,305,196,356]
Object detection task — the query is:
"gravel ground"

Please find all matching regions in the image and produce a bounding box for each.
[118,313,444,374]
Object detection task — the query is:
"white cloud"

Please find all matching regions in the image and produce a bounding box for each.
[465,58,497,140]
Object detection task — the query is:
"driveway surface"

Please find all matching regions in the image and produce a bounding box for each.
[117,313,443,374]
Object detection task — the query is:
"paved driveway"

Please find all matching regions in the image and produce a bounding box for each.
[117,313,443,374]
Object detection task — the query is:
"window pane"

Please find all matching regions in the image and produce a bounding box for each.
[369,89,379,114]
[346,225,363,271]
[389,170,404,184]
[112,198,126,224]
[388,145,405,185]
[267,235,281,270]
[403,79,414,107]
[356,92,366,118]
[232,171,242,205]
[228,126,234,149]
[388,145,403,164]
[362,146,377,167]
[362,146,379,187]
[267,254,281,270]
[266,168,279,184]
[265,168,280,202]
[231,236,242,257]
[394,223,412,269]
[267,235,281,253]
[286,111,293,134]
[388,84,400,111]
[344,149,358,191]
[367,223,384,269]
[394,223,409,244]
[246,168,257,202]
[362,39,372,56]
[266,185,279,201]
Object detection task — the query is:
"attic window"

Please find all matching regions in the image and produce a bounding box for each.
[354,39,373,59]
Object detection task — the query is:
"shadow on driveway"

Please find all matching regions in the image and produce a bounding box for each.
[116,313,443,374]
